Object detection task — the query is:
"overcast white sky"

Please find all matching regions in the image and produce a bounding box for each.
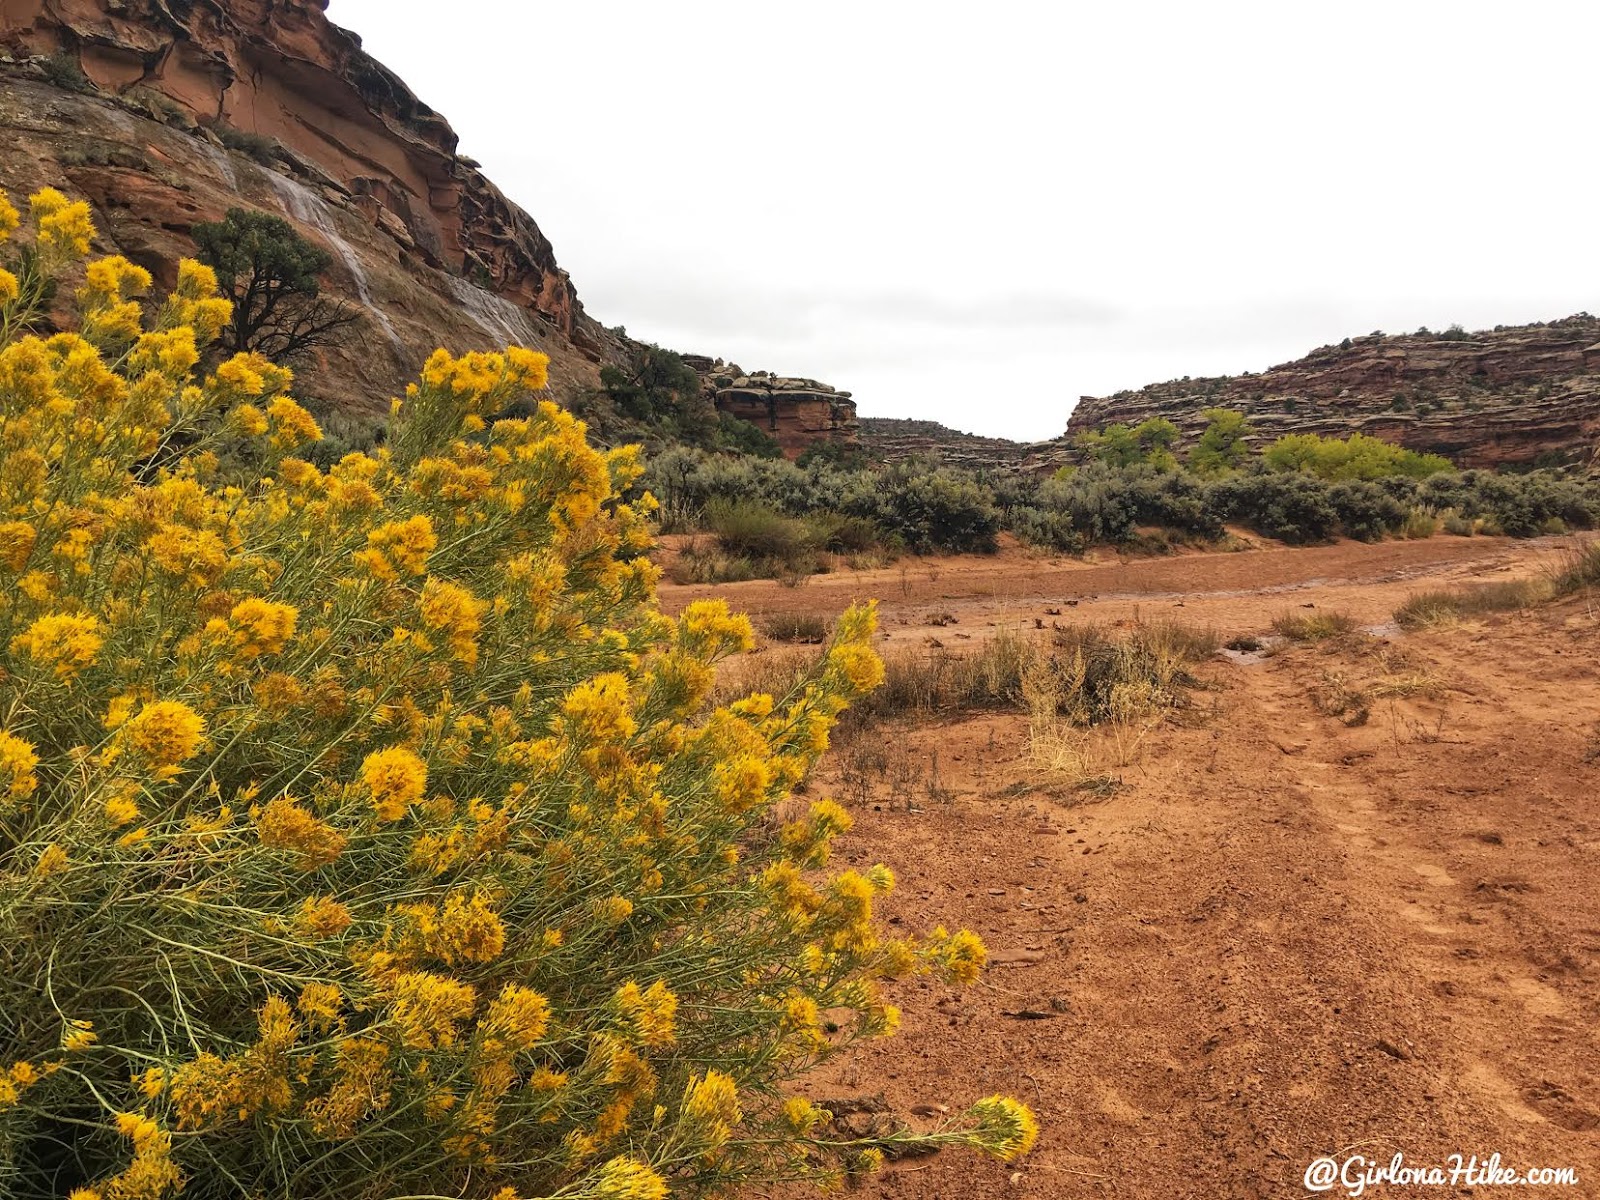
[328,0,1598,441]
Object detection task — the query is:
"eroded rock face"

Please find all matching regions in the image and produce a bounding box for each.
[0,0,619,419]
[1067,318,1600,469]
[3,0,597,338]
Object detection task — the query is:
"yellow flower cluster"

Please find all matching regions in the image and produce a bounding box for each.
[120,700,206,771]
[255,797,347,870]
[11,612,104,680]
[0,187,1024,1200]
[361,745,428,821]
[31,187,95,258]
[417,577,484,664]
[355,514,437,580]
[399,890,507,965]
[224,597,298,659]
[615,979,677,1048]
[0,730,40,803]
[967,1095,1040,1161]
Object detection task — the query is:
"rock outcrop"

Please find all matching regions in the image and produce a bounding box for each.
[1067,317,1600,469]
[681,355,859,459]
[0,0,619,419]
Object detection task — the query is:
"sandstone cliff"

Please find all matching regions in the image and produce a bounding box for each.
[1068,317,1600,469]
[0,0,630,421]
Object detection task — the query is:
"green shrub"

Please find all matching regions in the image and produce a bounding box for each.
[1328,480,1407,541]
[847,460,999,554]
[1261,431,1452,480]
[1213,473,1341,544]
[214,124,281,165]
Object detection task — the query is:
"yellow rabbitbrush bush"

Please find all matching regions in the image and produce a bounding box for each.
[0,188,1035,1199]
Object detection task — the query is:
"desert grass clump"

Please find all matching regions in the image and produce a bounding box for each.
[1401,507,1440,539]
[0,188,1031,1199]
[1553,541,1600,595]
[845,632,1036,724]
[1271,609,1360,642]
[759,612,831,644]
[1394,579,1550,629]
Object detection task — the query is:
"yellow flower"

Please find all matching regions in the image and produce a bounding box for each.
[355,514,437,580]
[266,395,322,450]
[827,641,885,695]
[176,258,219,299]
[31,187,95,257]
[401,890,506,965]
[121,700,206,769]
[387,971,477,1050]
[62,1019,97,1052]
[682,1069,741,1148]
[0,521,35,572]
[79,255,152,312]
[780,1095,827,1134]
[505,345,550,390]
[713,753,772,814]
[616,980,677,1048]
[482,983,552,1051]
[293,895,353,938]
[128,327,199,379]
[0,730,39,802]
[104,791,140,826]
[931,926,987,985]
[595,895,633,925]
[256,797,347,869]
[11,611,104,680]
[591,1156,668,1200]
[114,1111,163,1151]
[562,673,636,743]
[297,982,344,1031]
[0,269,18,305]
[418,578,483,664]
[228,597,298,659]
[229,402,269,437]
[35,844,69,877]
[146,524,229,585]
[360,745,427,822]
[0,188,18,241]
[967,1095,1039,1161]
[678,599,755,658]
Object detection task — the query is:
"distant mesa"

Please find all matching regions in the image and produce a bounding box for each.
[1067,317,1600,471]
[862,318,1600,473]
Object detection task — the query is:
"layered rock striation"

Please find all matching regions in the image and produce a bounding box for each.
[1068,317,1600,469]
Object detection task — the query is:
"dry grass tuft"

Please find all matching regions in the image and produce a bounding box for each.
[1271,610,1360,642]
[1393,578,1550,630]
[759,612,831,644]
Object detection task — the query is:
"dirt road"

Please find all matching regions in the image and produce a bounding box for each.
[672,537,1600,1198]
